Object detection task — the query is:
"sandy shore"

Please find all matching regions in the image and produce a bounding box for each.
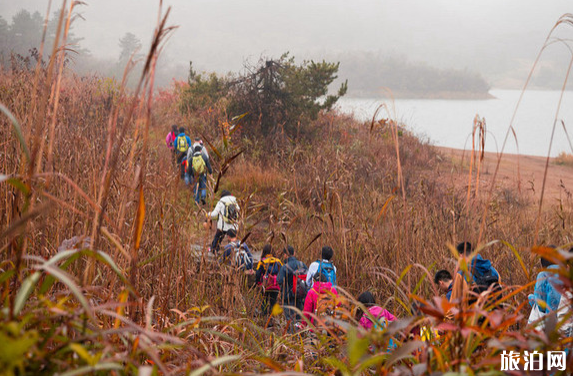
[436,147,573,202]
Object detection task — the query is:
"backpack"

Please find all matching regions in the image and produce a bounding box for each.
[168,131,176,147]
[314,289,351,334]
[263,258,281,292]
[177,136,189,153]
[288,261,307,299]
[223,201,239,224]
[232,243,253,270]
[317,260,336,286]
[470,267,502,307]
[192,153,207,175]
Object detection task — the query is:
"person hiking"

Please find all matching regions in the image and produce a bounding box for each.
[173,127,191,179]
[434,270,454,301]
[165,124,178,151]
[221,229,253,271]
[453,241,501,304]
[255,245,283,317]
[306,246,337,289]
[187,145,212,205]
[302,272,339,327]
[190,137,210,160]
[356,291,396,330]
[206,190,239,253]
[557,247,573,353]
[528,249,563,328]
[277,245,308,327]
[355,292,397,350]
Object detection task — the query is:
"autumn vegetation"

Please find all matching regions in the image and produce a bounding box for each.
[1,3,573,376]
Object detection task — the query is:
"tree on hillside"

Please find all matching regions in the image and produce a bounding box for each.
[227,53,347,136]
[46,10,88,56]
[118,32,142,63]
[8,10,43,56]
[179,62,230,113]
[0,16,9,62]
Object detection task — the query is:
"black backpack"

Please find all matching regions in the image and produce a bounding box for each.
[470,269,502,307]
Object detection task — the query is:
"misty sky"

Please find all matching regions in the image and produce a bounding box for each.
[1,0,572,86]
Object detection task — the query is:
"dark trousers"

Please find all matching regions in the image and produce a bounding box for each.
[176,153,186,179]
[193,174,207,204]
[211,229,227,252]
[262,291,279,316]
[283,295,305,323]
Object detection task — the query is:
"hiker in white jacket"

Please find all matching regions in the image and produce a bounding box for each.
[208,190,239,253]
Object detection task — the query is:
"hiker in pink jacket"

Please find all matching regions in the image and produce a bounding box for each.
[303,272,338,325]
[356,291,396,330]
[165,124,177,150]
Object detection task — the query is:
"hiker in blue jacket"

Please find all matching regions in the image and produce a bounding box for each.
[173,127,191,179]
[277,245,308,327]
[529,255,562,314]
[456,241,500,284]
[306,246,337,289]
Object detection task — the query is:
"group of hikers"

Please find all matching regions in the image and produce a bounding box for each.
[166,125,212,205]
[165,125,573,340]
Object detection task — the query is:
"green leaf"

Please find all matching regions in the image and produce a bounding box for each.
[357,354,388,373]
[0,269,15,285]
[6,177,30,196]
[386,340,423,366]
[188,355,241,376]
[0,103,30,163]
[347,327,369,367]
[39,264,93,320]
[69,343,96,366]
[13,272,41,316]
[396,265,412,287]
[501,240,529,280]
[56,363,123,376]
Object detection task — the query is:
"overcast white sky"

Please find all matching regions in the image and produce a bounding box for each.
[1,0,572,84]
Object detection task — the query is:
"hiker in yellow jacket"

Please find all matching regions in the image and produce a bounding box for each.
[255,244,283,317]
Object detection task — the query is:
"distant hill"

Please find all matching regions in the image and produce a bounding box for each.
[333,52,492,99]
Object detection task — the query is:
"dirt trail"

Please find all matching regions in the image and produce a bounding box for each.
[437,147,573,202]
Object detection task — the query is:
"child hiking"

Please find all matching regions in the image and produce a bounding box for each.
[207,190,239,253]
[356,291,396,330]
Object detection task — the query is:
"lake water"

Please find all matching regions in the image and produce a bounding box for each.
[336,89,573,157]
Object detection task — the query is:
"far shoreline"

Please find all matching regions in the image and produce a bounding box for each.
[345,90,496,100]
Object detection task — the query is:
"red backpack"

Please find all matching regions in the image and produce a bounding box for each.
[262,258,281,292]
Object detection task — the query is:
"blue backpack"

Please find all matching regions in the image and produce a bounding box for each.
[317,260,336,286]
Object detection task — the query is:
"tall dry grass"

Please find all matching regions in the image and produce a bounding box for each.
[1,3,573,375]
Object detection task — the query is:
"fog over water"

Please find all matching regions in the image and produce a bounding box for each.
[1,0,572,89]
[337,89,573,157]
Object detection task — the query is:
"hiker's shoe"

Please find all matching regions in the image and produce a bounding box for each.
[201,198,206,205]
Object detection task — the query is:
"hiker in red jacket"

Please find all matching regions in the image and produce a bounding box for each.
[303,272,338,326]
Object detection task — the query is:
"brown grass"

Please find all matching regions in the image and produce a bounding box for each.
[1,6,573,375]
